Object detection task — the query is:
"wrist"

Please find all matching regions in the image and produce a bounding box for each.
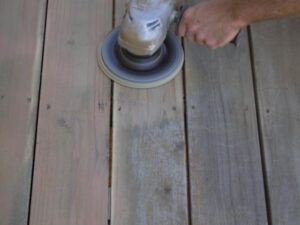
[226,0,251,28]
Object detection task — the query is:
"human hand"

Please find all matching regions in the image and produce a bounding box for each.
[177,1,244,49]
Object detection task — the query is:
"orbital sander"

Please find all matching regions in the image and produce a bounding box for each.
[98,0,185,89]
[98,0,240,89]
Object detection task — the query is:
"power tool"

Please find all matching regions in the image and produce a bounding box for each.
[98,0,185,88]
[98,0,239,89]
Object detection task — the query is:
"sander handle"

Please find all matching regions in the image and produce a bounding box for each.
[175,4,241,47]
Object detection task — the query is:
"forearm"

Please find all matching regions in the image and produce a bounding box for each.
[231,0,300,26]
[178,0,300,48]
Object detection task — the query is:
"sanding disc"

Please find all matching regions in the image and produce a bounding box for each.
[97,27,184,89]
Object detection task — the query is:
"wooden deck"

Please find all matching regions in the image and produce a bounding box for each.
[0,0,300,224]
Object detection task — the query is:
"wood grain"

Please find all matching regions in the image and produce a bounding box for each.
[184,1,268,224]
[251,18,300,225]
[111,2,189,225]
[29,0,112,224]
[0,1,47,225]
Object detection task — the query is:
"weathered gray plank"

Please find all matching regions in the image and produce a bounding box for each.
[184,1,268,224]
[0,1,47,225]
[111,2,189,225]
[251,18,300,225]
[29,0,112,224]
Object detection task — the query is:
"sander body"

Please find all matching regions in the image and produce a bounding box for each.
[98,0,184,88]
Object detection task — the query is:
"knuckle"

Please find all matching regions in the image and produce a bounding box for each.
[189,25,198,33]
[187,25,198,36]
[206,39,217,49]
[196,33,205,42]
[183,8,193,20]
[186,29,193,37]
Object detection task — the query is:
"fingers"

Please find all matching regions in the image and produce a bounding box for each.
[195,33,205,46]
[177,8,193,37]
[178,8,202,44]
[177,20,187,37]
[181,27,234,49]
[186,26,197,43]
[177,5,239,49]
[205,29,240,49]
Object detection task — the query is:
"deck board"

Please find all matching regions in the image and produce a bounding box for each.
[28,0,112,224]
[184,32,268,225]
[0,1,47,224]
[251,18,300,225]
[184,1,268,224]
[110,2,189,225]
[1,0,300,224]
